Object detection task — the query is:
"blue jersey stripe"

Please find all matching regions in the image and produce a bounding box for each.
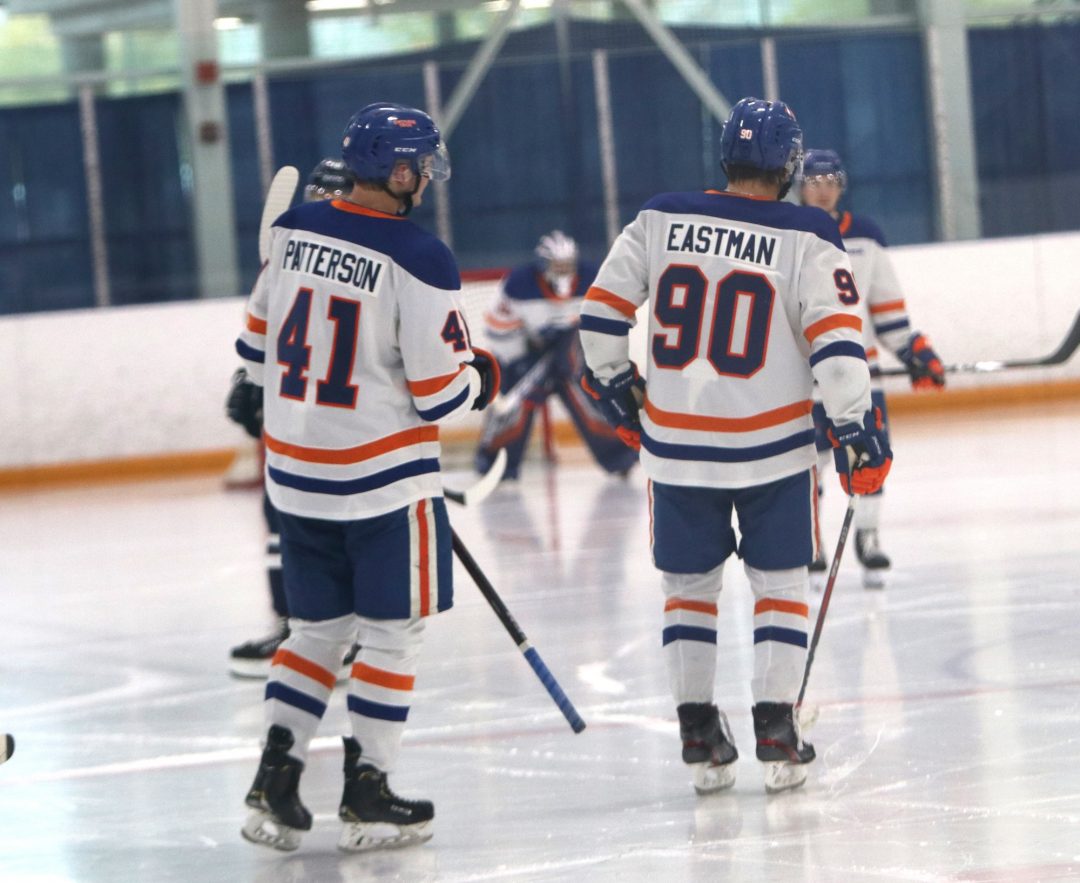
[268,458,440,496]
[580,314,631,337]
[642,429,815,463]
[265,681,327,718]
[416,385,470,422]
[347,695,410,722]
[235,339,266,364]
[809,340,867,367]
[753,626,808,648]
[662,625,717,646]
[875,318,911,335]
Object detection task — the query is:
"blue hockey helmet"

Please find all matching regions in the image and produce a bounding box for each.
[720,97,803,195]
[341,102,450,185]
[802,148,847,190]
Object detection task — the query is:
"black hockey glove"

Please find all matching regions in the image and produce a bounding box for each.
[469,348,501,411]
[581,362,645,450]
[225,367,264,439]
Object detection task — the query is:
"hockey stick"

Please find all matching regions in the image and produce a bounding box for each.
[877,310,1080,377]
[443,448,507,506]
[795,494,857,715]
[259,166,300,263]
[451,530,587,734]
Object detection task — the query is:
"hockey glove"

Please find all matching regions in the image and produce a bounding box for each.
[225,367,264,439]
[897,333,945,390]
[827,407,892,495]
[581,363,646,450]
[469,347,501,411]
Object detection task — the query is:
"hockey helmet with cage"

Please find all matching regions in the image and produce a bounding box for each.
[720,97,803,198]
[304,157,355,202]
[802,148,847,191]
[535,230,579,296]
[341,102,450,185]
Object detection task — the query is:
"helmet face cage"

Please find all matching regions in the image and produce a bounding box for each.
[535,230,578,295]
[801,149,847,191]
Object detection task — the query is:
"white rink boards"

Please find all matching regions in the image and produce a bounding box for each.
[1,398,1079,882]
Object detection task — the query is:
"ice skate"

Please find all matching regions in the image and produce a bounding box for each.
[0,734,13,766]
[229,618,289,679]
[241,725,312,851]
[338,737,434,852]
[855,529,890,590]
[678,703,738,794]
[753,702,815,794]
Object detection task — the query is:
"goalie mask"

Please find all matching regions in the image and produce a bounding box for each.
[535,230,578,297]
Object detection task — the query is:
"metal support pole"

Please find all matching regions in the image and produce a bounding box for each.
[760,36,780,102]
[252,72,274,193]
[441,0,521,139]
[78,84,111,308]
[423,60,453,248]
[592,49,620,245]
[617,0,732,124]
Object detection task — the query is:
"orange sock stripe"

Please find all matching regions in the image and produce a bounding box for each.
[754,598,809,617]
[664,598,718,616]
[351,661,415,691]
[271,649,337,689]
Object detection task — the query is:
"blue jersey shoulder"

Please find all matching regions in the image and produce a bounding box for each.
[842,212,888,247]
[276,201,460,291]
[503,259,599,301]
[641,191,845,251]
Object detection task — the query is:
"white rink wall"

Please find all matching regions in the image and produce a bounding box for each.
[1,230,1078,471]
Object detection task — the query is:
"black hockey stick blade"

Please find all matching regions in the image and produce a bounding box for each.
[796,494,857,711]
[451,530,586,733]
[443,449,507,506]
[877,310,1080,377]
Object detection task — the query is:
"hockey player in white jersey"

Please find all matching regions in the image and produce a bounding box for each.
[474,230,637,480]
[800,148,945,588]
[579,98,892,794]
[235,103,499,853]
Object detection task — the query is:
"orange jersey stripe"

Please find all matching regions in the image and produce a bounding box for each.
[664,598,718,616]
[351,661,415,692]
[585,285,637,319]
[418,499,431,616]
[804,313,862,343]
[264,425,438,465]
[485,312,524,331]
[866,346,879,359]
[645,397,812,433]
[754,599,809,617]
[870,299,906,315]
[838,211,852,236]
[271,649,337,689]
[407,367,465,397]
[331,199,404,220]
[246,313,267,334]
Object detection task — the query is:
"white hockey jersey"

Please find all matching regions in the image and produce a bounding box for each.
[580,190,872,489]
[837,211,917,381]
[236,199,480,521]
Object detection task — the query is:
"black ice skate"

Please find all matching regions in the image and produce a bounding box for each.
[0,733,14,766]
[678,702,738,794]
[338,736,434,852]
[855,529,890,589]
[229,618,289,679]
[241,725,312,851]
[753,702,815,794]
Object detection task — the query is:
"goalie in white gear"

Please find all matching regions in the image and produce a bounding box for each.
[474,230,637,480]
[579,98,892,795]
[800,149,945,588]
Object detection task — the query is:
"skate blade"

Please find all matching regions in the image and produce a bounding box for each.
[763,761,809,794]
[228,659,273,680]
[338,820,433,853]
[861,569,886,590]
[691,761,736,795]
[241,810,303,852]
